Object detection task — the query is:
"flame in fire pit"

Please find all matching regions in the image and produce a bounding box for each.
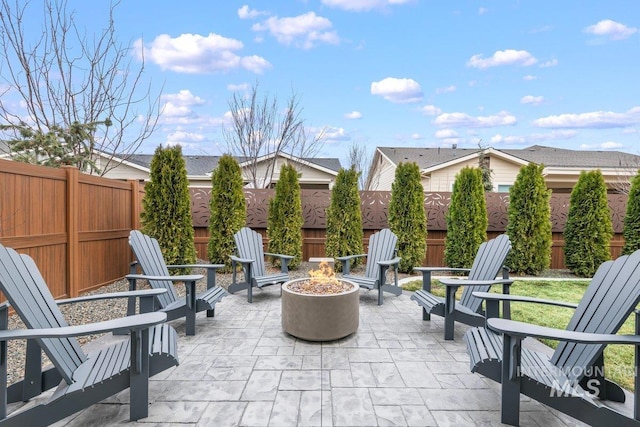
[308,261,339,285]
[286,261,353,294]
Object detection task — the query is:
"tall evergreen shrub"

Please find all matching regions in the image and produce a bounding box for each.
[325,168,364,271]
[267,164,303,269]
[623,171,640,254]
[207,154,246,271]
[388,162,427,273]
[141,145,196,274]
[506,163,552,275]
[444,166,488,268]
[564,170,613,277]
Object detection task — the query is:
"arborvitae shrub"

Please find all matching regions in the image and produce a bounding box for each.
[564,170,613,277]
[444,166,488,268]
[325,168,364,272]
[267,164,303,269]
[623,171,640,255]
[388,162,427,273]
[506,163,552,275]
[141,145,196,274]
[207,154,246,272]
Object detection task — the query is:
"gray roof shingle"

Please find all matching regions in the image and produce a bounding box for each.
[125,154,342,176]
[379,145,640,169]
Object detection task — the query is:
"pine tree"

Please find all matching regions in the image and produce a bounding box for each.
[388,162,427,273]
[622,170,640,254]
[141,145,196,274]
[564,170,613,277]
[506,163,552,275]
[208,154,247,271]
[325,168,364,271]
[267,164,303,269]
[444,166,488,268]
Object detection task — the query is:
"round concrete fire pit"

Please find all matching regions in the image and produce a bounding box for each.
[281,278,359,341]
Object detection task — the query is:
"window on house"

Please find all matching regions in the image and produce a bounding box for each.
[497,184,512,193]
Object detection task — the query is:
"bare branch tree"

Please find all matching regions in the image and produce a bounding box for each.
[347,142,371,190]
[223,82,326,188]
[0,0,161,175]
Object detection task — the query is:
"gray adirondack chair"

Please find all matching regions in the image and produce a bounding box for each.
[336,228,402,305]
[465,249,640,426]
[128,230,228,336]
[229,227,294,303]
[411,234,512,340]
[0,243,178,425]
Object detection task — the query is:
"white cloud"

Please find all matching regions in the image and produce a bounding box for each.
[467,49,537,69]
[344,111,362,119]
[227,83,250,92]
[419,105,442,116]
[160,90,205,119]
[584,19,637,40]
[580,141,624,150]
[478,7,488,15]
[533,107,640,129]
[490,134,526,144]
[410,133,422,140]
[167,131,206,144]
[490,129,577,145]
[520,95,544,105]
[252,12,339,49]
[238,5,268,19]
[434,111,517,128]
[323,126,350,142]
[539,58,558,68]
[135,33,271,74]
[371,77,423,103]
[321,0,412,12]
[435,129,458,139]
[436,85,456,94]
[523,74,538,81]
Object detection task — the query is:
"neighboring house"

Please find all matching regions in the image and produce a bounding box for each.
[366,145,640,193]
[99,151,342,189]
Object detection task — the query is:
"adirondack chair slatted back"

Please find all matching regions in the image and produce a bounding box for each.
[234,227,267,277]
[550,250,640,383]
[129,231,179,308]
[364,229,398,279]
[0,245,86,384]
[458,234,512,312]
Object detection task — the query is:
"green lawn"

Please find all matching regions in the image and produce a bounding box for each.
[402,278,637,390]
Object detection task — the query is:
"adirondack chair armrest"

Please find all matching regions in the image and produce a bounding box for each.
[377,256,401,267]
[335,254,366,275]
[413,267,471,292]
[336,254,366,262]
[488,317,640,345]
[55,289,167,305]
[439,278,514,287]
[472,291,579,309]
[264,253,294,260]
[125,273,204,282]
[413,267,471,274]
[0,312,167,342]
[167,263,225,271]
[230,255,253,265]
[168,263,224,289]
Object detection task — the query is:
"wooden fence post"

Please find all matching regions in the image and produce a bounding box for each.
[130,180,141,231]
[63,166,79,298]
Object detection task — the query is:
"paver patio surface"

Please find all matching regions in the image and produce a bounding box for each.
[47,287,591,426]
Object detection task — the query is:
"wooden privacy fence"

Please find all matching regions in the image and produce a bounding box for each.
[0,159,142,299]
[0,159,629,298]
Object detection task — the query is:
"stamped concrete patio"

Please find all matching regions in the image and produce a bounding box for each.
[52,287,588,427]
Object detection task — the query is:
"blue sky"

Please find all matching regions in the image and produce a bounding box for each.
[39,1,640,164]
